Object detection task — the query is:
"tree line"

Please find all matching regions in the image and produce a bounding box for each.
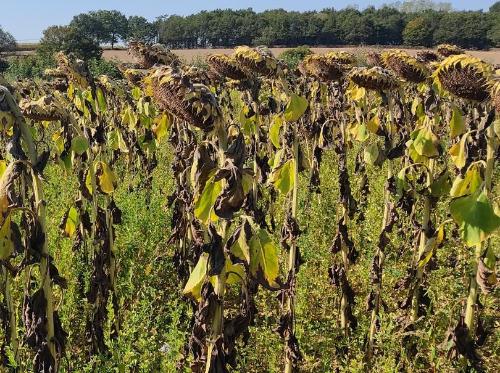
[158,3,500,49]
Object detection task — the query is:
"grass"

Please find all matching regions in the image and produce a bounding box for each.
[13,133,494,372]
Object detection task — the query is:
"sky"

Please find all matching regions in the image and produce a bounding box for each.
[1,0,496,42]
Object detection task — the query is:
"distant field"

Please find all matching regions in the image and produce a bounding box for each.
[103,47,500,65]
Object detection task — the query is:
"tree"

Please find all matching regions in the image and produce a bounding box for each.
[392,0,452,12]
[367,6,405,45]
[38,25,102,60]
[0,26,16,54]
[337,9,374,45]
[487,11,500,46]
[433,11,490,48]
[490,1,500,13]
[70,10,129,49]
[128,16,157,43]
[92,10,129,49]
[70,13,103,40]
[403,16,434,46]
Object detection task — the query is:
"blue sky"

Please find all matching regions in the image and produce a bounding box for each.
[1,0,495,42]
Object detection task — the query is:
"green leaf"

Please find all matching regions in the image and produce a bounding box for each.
[269,115,283,148]
[348,86,366,100]
[411,97,424,118]
[0,214,13,260]
[239,106,256,136]
[449,133,468,169]
[194,175,223,224]
[153,113,170,142]
[269,159,295,195]
[366,116,380,134]
[449,105,465,138]
[97,162,117,194]
[183,252,208,301]
[63,206,79,237]
[225,259,246,285]
[450,166,482,197]
[52,130,65,154]
[107,130,119,151]
[131,87,142,101]
[450,189,500,246]
[0,160,7,179]
[430,170,451,197]
[96,87,107,113]
[284,93,308,122]
[249,229,280,288]
[230,225,251,263]
[412,127,439,157]
[71,136,89,155]
[352,123,369,142]
[363,144,379,166]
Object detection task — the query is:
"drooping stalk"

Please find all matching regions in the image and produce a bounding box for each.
[205,124,229,372]
[411,160,434,322]
[339,122,350,335]
[106,195,119,337]
[2,87,57,367]
[367,163,392,360]
[31,171,57,363]
[284,127,299,373]
[464,125,497,332]
[1,266,18,365]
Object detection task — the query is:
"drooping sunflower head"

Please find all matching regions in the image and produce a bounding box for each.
[436,44,463,58]
[122,68,147,87]
[128,40,179,69]
[416,50,440,64]
[207,54,249,81]
[349,66,399,91]
[233,45,280,77]
[56,52,93,89]
[20,95,68,122]
[301,54,346,82]
[381,50,429,83]
[182,65,214,86]
[323,51,355,65]
[366,51,383,67]
[43,68,67,79]
[146,66,220,131]
[491,75,500,113]
[433,54,493,101]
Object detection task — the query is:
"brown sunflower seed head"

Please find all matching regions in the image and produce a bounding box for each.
[43,68,67,79]
[349,66,399,91]
[121,68,147,86]
[182,65,213,86]
[147,66,220,131]
[416,50,440,63]
[434,54,493,101]
[302,54,346,82]
[56,52,93,90]
[366,51,383,67]
[492,78,500,113]
[20,95,68,122]
[436,44,463,57]
[233,45,280,77]
[323,51,355,65]
[207,54,249,81]
[128,40,179,69]
[381,50,429,83]
[50,78,69,92]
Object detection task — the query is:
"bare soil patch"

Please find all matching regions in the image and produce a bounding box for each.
[103,47,500,65]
